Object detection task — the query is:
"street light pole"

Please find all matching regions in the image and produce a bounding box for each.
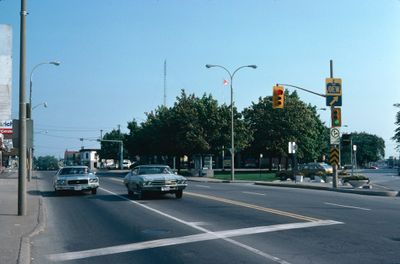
[27,61,60,181]
[18,0,27,216]
[205,64,257,181]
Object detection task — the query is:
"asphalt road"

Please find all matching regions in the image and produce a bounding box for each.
[359,168,400,191]
[31,171,400,264]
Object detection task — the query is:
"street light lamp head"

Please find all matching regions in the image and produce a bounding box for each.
[205,64,214,68]
[43,102,48,108]
[248,65,257,69]
[50,61,61,66]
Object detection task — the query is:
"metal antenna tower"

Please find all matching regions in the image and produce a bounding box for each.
[164,59,167,107]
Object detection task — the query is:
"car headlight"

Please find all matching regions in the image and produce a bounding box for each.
[56,179,66,185]
[142,181,152,186]
[177,180,187,184]
[89,178,99,183]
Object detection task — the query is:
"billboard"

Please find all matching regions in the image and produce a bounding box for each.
[0,24,12,122]
[0,120,12,134]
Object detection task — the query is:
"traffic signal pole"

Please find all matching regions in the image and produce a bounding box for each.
[276,60,341,189]
[330,60,339,189]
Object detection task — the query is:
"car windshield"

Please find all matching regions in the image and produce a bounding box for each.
[320,164,331,169]
[59,168,88,176]
[138,167,172,175]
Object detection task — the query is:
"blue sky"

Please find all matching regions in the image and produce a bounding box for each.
[1,0,399,159]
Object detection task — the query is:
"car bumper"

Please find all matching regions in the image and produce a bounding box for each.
[55,183,99,191]
[141,184,187,193]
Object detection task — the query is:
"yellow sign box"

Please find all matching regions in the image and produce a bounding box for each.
[326,78,342,96]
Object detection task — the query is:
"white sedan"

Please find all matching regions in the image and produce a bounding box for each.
[54,166,99,194]
[123,165,187,199]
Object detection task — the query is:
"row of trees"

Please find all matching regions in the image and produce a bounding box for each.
[98,89,385,170]
[393,104,400,152]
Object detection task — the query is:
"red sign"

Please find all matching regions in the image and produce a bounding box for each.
[0,128,12,134]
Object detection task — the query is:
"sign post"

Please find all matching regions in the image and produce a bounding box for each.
[326,60,342,188]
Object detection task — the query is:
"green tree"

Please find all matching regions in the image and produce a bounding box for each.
[243,91,328,168]
[125,90,252,169]
[98,129,127,161]
[34,156,59,170]
[350,132,385,166]
[392,103,400,149]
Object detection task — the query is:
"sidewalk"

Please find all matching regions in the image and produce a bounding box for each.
[0,171,43,264]
[186,176,399,197]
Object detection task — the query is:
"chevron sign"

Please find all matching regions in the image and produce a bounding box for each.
[330,147,340,166]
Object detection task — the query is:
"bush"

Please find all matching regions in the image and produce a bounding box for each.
[276,171,294,181]
[341,175,369,183]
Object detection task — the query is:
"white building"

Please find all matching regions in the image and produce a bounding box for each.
[0,24,13,168]
[0,24,12,122]
[79,149,100,170]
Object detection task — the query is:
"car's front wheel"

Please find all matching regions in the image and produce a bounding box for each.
[175,190,183,199]
[135,185,143,200]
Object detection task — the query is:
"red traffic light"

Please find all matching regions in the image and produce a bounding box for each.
[273,85,284,109]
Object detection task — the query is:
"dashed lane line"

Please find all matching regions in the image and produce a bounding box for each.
[103,176,323,222]
[242,191,266,196]
[324,202,371,211]
[46,187,343,263]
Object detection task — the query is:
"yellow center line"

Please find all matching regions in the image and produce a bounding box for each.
[186,192,321,222]
[103,177,321,222]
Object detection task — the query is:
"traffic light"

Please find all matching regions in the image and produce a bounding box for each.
[331,107,341,127]
[272,85,284,109]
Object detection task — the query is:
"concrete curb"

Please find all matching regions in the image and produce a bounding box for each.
[17,175,46,264]
[187,178,399,197]
[254,182,399,197]
[18,196,46,264]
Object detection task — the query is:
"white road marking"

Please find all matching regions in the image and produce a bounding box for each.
[324,202,371,211]
[187,222,209,226]
[194,184,211,188]
[371,183,392,190]
[48,219,342,262]
[47,187,342,263]
[242,191,266,196]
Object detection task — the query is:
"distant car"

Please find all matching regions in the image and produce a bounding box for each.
[366,166,379,170]
[299,162,333,177]
[53,166,99,194]
[123,160,132,169]
[123,165,187,199]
